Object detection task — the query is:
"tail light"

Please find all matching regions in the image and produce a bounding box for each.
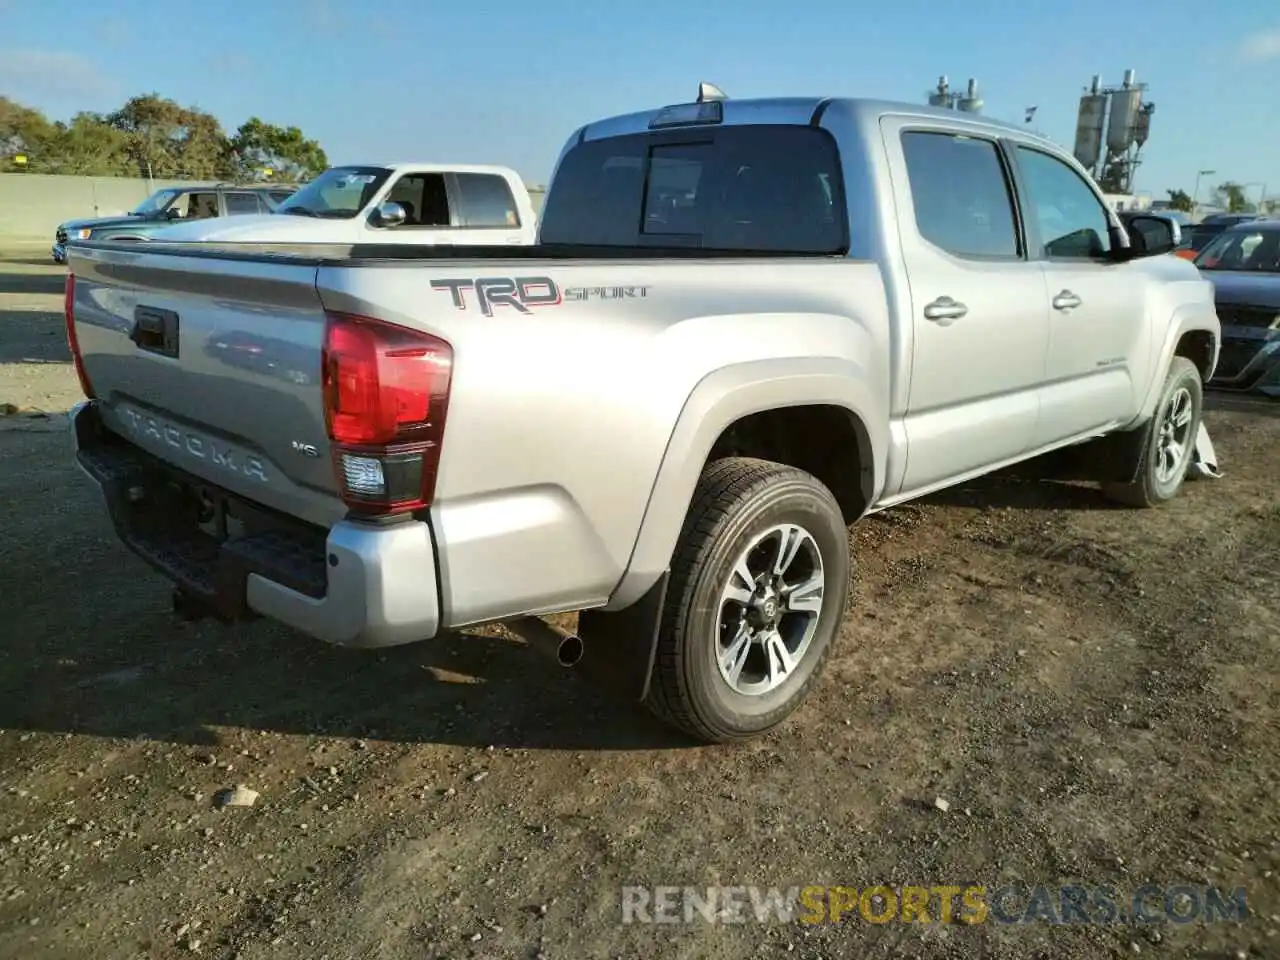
[321,311,453,516]
[63,273,96,399]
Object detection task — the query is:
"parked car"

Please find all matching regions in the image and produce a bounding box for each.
[1174,215,1266,262]
[1193,219,1280,397]
[52,183,297,263]
[148,163,538,246]
[62,86,1219,743]
[1199,213,1265,227]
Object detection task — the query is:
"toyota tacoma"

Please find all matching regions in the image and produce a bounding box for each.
[63,85,1220,743]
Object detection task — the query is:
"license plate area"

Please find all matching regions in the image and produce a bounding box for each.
[193,486,247,542]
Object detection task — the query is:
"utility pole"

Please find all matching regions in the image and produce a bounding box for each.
[1243,181,1267,213]
[1191,169,1215,219]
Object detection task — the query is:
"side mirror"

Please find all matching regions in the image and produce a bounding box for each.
[371,201,406,228]
[164,208,181,220]
[1124,215,1179,257]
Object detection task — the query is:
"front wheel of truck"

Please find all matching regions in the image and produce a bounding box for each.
[1101,356,1204,508]
[645,457,851,743]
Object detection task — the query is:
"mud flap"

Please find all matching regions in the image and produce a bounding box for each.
[575,571,669,702]
[1187,421,1222,481]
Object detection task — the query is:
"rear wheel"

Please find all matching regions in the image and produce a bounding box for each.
[1101,357,1203,507]
[645,457,850,743]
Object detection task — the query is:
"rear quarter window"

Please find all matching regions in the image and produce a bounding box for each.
[454,173,522,228]
[539,125,847,253]
[225,193,266,215]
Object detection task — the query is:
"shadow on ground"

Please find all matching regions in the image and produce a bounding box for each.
[0,424,1149,754]
[0,307,69,363]
[0,270,65,296]
[0,255,62,269]
[1205,391,1280,414]
[0,613,693,753]
[920,472,1117,512]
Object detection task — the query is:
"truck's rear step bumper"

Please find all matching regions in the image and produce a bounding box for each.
[70,401,441,648]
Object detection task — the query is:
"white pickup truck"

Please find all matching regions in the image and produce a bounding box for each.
[151,163,538,246]
[64,87,1220,744]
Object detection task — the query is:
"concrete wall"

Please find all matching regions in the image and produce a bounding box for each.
[0,174,217,241]
[0,173,547,242]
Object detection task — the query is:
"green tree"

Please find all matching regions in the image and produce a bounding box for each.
[40,113,132,176]
[107,93,233,179]
[1,94,327,179]
[230,117,328,181]
[1213,182,1248,213]
[1165,189,1194,213]
[0,96,58,170]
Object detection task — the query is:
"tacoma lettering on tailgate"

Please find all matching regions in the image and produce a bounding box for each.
[119,407,270,482]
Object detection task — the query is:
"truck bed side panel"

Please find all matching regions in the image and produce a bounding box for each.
[315,258,891,626]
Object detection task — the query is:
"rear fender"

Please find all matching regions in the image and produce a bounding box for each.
[604,356,886,611]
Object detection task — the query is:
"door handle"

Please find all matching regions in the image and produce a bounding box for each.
[1052,290,1082,311]
[923,296,968,324]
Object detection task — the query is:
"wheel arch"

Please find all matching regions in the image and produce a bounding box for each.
[1138,304,1220,422]
[603,357,887,611]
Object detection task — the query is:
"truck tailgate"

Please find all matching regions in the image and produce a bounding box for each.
[67,245,344,528]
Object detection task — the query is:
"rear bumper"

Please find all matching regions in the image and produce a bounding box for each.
[69,400,440,647]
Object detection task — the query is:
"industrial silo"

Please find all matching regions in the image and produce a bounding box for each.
[1133,103,1153,147]
[1073,75,1107,171]
[928,76,951,108]
[1106,69,1143,156]
[957,78,983,113]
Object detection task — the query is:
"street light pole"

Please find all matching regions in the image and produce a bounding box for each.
[1192,168,1215,218]
[1243,181,1267,213]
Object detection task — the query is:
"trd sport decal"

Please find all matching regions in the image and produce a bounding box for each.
[430,276,650,316]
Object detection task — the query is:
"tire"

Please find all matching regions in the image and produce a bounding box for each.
[1101,356,1203,507]
[645,457,851,743]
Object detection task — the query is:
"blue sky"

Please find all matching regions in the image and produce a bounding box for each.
[0,0,1276,201]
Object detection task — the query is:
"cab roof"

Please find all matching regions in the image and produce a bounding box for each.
[578,94,1053,147]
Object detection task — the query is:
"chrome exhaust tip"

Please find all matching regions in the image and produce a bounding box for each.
[556,633,584,667]
[507,616,583,668]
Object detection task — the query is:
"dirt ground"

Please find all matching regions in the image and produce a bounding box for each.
[0,253,1277,960]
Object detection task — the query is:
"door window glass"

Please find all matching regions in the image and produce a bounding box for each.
[225,193,265,215]
[455,173,521,227]
[900,131,1019,258]
[1016,146,1112,259]
[385,173,450,226]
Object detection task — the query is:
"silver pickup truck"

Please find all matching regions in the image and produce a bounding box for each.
[64,87,1220,743]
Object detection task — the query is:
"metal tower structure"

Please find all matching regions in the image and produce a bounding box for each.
[926,76,984,114]
[1072,69,1155,194]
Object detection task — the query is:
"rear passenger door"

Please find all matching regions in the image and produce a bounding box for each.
[1010,144,1148,442]
[881,118,1051,496]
